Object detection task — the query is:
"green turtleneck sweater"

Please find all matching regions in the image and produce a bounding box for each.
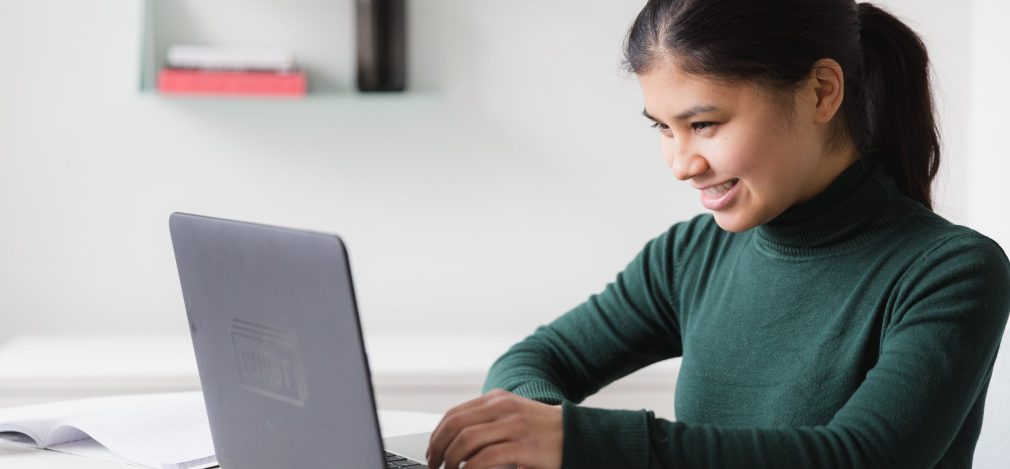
[483,154,1010,468]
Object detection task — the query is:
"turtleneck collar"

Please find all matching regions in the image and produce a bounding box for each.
[752,150,908,256]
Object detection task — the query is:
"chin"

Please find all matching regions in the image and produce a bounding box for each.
[711,212,759,233]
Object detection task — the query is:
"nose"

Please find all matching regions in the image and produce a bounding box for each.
[669,146,709,181]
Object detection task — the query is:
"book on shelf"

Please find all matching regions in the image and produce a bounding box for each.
[157,68,307,97]
[167,45,296,72]
[0,392,216,469]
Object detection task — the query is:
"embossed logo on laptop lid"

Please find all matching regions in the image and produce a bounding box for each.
[231,317,308,406]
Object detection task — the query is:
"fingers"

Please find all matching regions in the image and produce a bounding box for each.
[426,390,563,469]
[442,418,518,469]
[461,441,524,469]
[428,389,514,468]
[429,389,504,450]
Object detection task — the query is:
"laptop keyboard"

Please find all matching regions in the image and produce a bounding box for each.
[385,451,428,468]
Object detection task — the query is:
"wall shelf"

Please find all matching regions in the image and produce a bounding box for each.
[138,0,408,97]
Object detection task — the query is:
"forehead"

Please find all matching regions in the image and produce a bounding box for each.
[637,58,766,117]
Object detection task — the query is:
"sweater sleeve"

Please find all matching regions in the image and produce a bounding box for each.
[481,222,685,404]
[560,233,1010,468]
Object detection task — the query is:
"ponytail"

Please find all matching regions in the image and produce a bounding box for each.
[858,3,941,210]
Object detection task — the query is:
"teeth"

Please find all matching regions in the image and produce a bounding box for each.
[704,179,736,197]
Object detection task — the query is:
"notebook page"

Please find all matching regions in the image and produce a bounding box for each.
[55,392,215,469]
[47,437,134,465]
[0,395,143,446]
[0,419,69,446]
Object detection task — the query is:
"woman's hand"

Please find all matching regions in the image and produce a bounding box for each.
[425,388,563,469]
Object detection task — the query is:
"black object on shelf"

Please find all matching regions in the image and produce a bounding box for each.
[356,0,406,92]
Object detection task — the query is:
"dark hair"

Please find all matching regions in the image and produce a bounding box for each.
[624,0,941,210]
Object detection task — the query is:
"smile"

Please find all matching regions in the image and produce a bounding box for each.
[699,178,740,210]
[704,179,737,197]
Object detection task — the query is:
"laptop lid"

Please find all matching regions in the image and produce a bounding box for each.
[169,212,387,468]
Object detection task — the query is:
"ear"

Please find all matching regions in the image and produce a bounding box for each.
[806,58,846,124]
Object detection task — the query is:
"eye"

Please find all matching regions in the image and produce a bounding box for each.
[649,122,669,131]
[691,122,716,131]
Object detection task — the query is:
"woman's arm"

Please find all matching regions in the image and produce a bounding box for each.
[426,221,692,469]
[482,221,689,404]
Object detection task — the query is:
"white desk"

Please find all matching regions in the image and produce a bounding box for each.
[0,409,442,468]
[0,334,679,467]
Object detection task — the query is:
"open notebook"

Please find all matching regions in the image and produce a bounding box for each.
[0,392,216,469]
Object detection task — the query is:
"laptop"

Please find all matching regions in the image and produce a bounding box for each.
[169,212,431,468]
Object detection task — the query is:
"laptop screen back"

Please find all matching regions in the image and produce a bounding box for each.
[169,212,385,469]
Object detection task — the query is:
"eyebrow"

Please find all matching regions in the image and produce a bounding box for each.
[642,104,720,122]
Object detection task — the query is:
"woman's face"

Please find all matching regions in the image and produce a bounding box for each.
[638,58,856,232]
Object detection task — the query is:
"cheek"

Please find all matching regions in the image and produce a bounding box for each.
[705,139,759,175]
[715,125,785,176]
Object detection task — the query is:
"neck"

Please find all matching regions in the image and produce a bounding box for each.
[794,143,861,206]
[755,148,901,254]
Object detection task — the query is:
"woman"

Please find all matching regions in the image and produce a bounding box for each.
[426,1,1010,467]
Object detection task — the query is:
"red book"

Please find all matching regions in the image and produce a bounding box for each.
[157,68,307,97]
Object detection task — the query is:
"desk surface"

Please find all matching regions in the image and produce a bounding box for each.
[0,409,442,468]
[0,334,680,466]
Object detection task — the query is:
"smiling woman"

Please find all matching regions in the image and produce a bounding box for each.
[424,1,1010,468]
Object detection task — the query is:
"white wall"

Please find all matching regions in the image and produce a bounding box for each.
[0,0,679,340]
[965,0,1010,466]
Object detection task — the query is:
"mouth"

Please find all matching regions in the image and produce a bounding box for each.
[699,178,740,210]
[701,178,739,197]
